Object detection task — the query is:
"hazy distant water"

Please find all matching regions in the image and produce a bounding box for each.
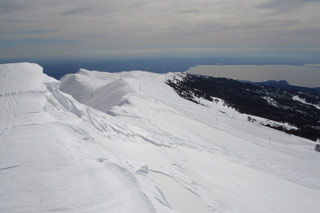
[186,65,320,88]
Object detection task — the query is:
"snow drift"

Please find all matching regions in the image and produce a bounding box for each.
[1,63,320,213]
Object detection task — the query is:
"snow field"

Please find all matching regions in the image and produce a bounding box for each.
[1,63,320,212]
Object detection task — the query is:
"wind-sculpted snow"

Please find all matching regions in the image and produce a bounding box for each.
[0,63,55,93]
[1,63,320,213]
[0,63,166,213]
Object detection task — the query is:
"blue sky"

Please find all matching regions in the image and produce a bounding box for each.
[0,0,319,61]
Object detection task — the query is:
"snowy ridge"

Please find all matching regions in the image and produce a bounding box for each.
[0,63,168,213]
[1,63,320,213]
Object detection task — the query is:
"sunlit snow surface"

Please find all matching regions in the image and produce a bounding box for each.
[1,63,320,213]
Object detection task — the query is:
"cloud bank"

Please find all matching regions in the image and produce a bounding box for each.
[0,0,319,59]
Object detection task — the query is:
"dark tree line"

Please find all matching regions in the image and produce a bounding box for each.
[166,74,320,141]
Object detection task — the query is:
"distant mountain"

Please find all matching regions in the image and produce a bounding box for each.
[242,80,320,94]
[314,87,320,93]
[257,80,290,86]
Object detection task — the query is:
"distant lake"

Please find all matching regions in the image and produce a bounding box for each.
[38,57,319,80]
[186,65,320,88]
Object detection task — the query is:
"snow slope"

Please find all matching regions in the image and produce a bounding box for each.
[0,63,168,213]
[1,63,320,213]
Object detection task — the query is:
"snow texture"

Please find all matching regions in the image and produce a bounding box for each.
[1,63,320,213]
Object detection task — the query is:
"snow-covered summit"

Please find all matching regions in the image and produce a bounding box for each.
[1,63,320,213]
[0,62,56,93]
[0,64,161,213]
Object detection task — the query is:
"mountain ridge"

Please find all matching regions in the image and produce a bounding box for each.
[242,79,320,94]
[1,63,320,213]
[166,73,320,141]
